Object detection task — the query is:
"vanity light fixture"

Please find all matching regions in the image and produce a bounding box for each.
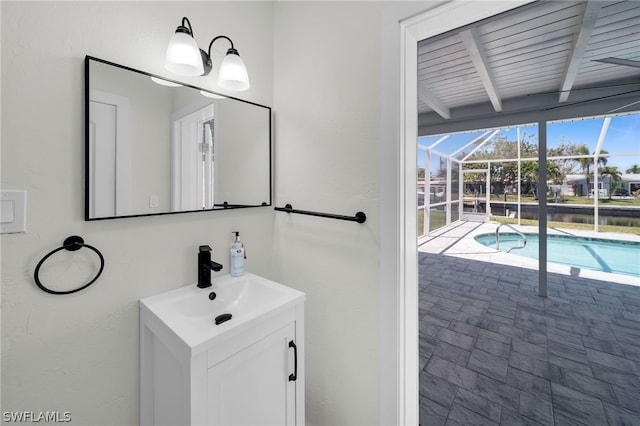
[165,17,250,91]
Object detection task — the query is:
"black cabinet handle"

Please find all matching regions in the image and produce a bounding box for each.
[288,340,297,381]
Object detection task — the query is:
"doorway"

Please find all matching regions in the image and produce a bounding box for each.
[88,89,130,218]
[171,103,216,211]
[381,1,537,424]
[461,169,490,222]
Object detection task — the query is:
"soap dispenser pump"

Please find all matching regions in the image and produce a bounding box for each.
[230,231,245,277]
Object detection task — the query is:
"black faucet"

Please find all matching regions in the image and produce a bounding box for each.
[198,245,223,288]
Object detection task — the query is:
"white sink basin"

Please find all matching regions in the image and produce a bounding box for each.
[140,273,305,351]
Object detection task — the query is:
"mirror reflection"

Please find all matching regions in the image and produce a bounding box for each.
[85,56,271,220]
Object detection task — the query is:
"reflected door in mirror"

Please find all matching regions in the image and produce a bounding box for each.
[89,90,130,217]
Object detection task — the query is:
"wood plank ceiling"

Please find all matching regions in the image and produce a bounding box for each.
[417,1,640,121]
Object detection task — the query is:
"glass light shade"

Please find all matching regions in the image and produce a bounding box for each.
[150,76,182,87]
[218,53,250,91]
[200,90,226,99]
[165,32,204,76]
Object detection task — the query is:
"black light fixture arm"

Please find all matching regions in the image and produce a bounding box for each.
[177,17,195,37]
[201,35,237,76]
[200,35,238,75]
[207,35,236,57]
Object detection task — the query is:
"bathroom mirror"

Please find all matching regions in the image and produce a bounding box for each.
[85,56,271,220]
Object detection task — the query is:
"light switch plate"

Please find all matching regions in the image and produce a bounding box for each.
[1,191,27,234]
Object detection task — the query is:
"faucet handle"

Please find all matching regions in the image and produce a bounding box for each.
[199,245,212,253]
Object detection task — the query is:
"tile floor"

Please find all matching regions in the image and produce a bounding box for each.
[418,222,640,425]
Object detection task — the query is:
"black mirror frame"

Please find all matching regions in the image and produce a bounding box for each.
[84,56,272,221]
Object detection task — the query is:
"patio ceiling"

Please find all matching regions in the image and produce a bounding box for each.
[417,1,640,125]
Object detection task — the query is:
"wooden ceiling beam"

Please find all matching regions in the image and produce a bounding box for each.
[418,83,451,119]
[558,1,604,103]
[459,28,502,112]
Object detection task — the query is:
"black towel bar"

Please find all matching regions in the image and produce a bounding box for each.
[274,204,366,224]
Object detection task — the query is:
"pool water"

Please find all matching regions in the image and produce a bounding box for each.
[474,233,640,278]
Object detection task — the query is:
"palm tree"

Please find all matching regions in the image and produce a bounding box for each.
[576,145,592,197]
[626,164,640,174]
[575,145,608,198]
[520,161,538,198]
[600,166,623,199]
[520,161,561,199]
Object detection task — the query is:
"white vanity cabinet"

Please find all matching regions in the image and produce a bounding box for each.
[208,322,298,425]
[140,273,305,426]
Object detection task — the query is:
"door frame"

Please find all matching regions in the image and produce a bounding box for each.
[88,89,130,217]
[380,2,535,424]
[171,102,216,211]
[461,168,490,222]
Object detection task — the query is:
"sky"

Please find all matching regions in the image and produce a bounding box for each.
[418,112,640,173]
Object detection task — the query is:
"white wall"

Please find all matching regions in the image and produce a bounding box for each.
[272,3,384,425]
[1,1,417,425]
[1,2,274,425]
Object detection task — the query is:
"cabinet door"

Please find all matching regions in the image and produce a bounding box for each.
[207,323,297,425]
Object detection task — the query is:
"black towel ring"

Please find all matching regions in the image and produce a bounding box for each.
[34,235,105,295]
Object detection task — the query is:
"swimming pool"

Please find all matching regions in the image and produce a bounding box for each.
[474,233,640,278]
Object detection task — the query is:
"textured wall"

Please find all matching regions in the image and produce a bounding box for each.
[272,3,383,425]
[2,2,399,425]
[1,2,274,424]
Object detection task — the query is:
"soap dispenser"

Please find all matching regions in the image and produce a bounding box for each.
[230,231,245,277]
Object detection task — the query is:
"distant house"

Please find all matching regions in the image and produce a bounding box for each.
[624,173,640,195]
[558,173,640,197]
[561,174,586,197]
[559,174,605,197]
[417,178,447,206]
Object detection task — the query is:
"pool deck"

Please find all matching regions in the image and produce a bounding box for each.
[418,221,640,425]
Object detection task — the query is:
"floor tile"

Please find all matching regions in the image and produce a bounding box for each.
[433,341,471,367]
[547,339,588,365]
[611,385,640,414]
[436,328,475,351]
[558,370,617,403]
[468,348,509,381]
[417,238,640,426]
[591,364,640,390]
[477,328,511,345]
[551,383,607,425]
[511,339,548,362]
[585,348,639,374]
[546,326,585,350]
[473,374,519,412]
[506,368,551,401]
[603,404,640,426]
[500,408,546,426]
[547,352,592,378]
[581,335,624,357]
[425,356,478,390]
[454,387,502,423]
[619,341,640,362]
[476,334,510,358]
[447,402,498,426]
[509,351,553,380]
[518,391,553,425]
[419,396,448,426]
[420,369,458,408]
